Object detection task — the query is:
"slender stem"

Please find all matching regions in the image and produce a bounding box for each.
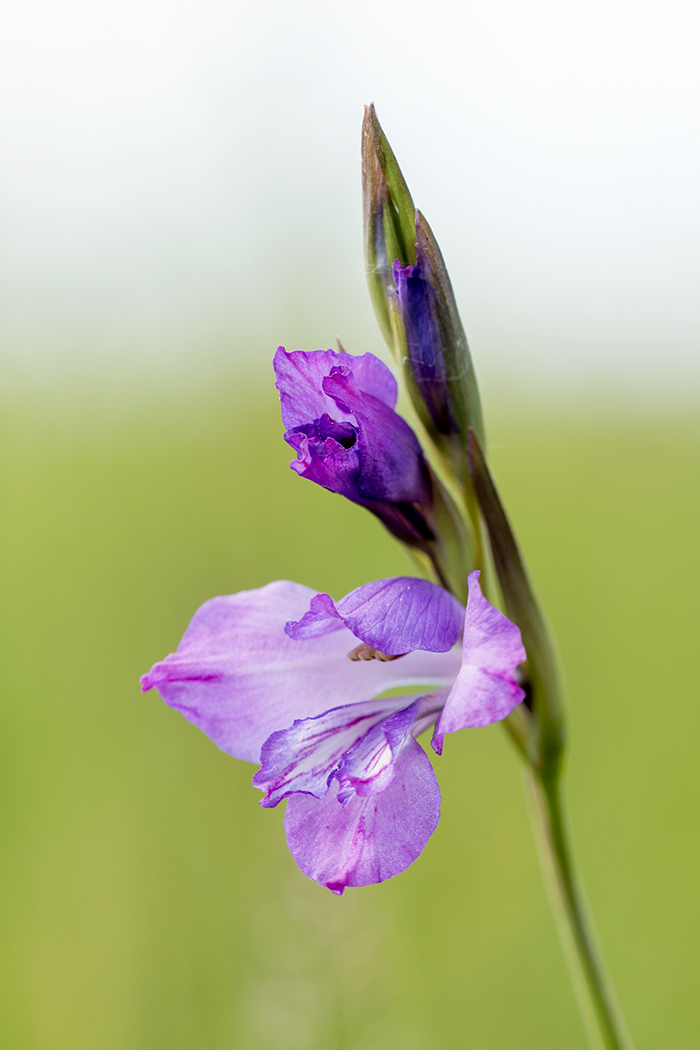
[524,769,636,1050]
[466,429,635,1047]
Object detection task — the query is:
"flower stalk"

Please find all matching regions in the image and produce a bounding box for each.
[362,106,636,1049]
[526,770,636,1050]
[144,102,639,1047]
[466,428,635,1050]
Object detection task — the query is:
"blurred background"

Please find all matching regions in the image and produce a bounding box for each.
[1,0,699,1047]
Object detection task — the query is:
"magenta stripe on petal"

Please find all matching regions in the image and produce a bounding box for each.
[253,696,415,808]
[333,696,440,802]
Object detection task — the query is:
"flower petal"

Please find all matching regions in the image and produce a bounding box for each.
[284,427,361,500]
[284,739,441,893]
[432,570,526,752]
[252,695,417,807]
[286,577,463,655]
[140,580,461,764]
[334,693,444,801]
[283,591,344,640]
[322,367,430,504]
[274,347,398,430]
[337,577,463,654]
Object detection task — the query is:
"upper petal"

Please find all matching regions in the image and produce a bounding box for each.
[274,347,398,430]
[284,739,441,893]
[283,591,344,640]
[432,570,526,752]
[140,580,460,764]
[286,577,463,655]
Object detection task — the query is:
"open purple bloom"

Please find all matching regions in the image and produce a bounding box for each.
[274,347,436,547]
[141,570,525,894]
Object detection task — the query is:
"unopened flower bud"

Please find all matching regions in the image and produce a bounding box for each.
[362,105,484,485]
[391,211,485,469]
[362,104,416,347]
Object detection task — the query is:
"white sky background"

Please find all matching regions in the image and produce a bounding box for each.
[1,0,699,400]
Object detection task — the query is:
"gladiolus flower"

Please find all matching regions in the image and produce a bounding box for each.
[141,571,525,893]
[275,346,437,548]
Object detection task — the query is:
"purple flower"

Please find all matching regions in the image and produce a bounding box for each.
[141,571,525,894]
[274,347,436,548]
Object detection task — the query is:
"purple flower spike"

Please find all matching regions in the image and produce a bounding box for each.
[432,570,526,753]
[286,576,464,655]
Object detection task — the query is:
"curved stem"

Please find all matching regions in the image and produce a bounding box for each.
[524,769,636,1050]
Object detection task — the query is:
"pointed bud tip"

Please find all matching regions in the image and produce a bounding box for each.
[362,103,384,162]
[363,101,378,129]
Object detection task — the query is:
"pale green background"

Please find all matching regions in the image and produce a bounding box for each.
[1,379,697,1049]
[2,1,699,1042]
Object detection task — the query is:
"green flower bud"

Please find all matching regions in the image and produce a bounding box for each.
[362,105,485,489]
[361,104,416,348]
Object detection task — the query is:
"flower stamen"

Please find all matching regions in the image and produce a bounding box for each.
[347,643,407,662]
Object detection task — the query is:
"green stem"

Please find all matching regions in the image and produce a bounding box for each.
[524,769,636,1050]
[466,428,635,1048]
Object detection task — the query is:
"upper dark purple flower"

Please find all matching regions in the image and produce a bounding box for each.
[274,347,435,546]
